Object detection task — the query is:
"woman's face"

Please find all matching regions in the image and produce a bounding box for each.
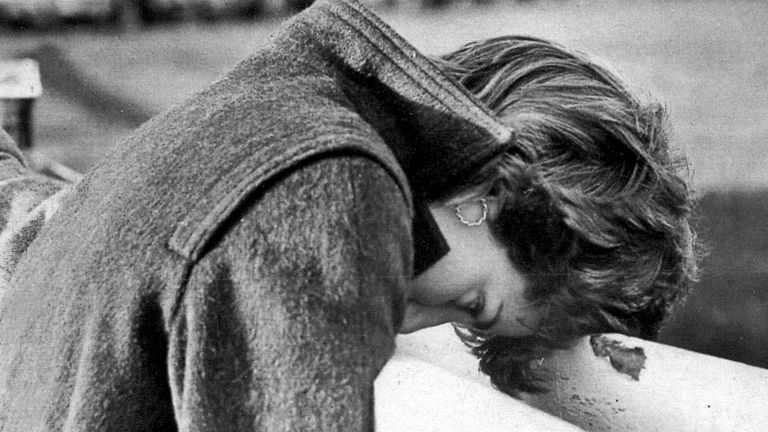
[400,199,539,336]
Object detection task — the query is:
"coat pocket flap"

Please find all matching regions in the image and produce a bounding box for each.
[168,134,411,262]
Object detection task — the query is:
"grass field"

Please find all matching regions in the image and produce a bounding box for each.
[1,0,767,367]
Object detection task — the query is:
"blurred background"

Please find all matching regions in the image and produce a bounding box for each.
[1,0,766,369]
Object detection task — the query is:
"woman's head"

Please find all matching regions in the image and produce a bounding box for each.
[418,35,699,395]
[401,198,539,337]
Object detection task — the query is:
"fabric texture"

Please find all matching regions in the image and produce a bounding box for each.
[0,130,69,300]
[0,0,514,430]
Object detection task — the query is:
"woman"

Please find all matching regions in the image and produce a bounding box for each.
[0,0,696,429]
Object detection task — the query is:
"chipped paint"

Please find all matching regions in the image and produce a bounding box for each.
[590,335,646,380]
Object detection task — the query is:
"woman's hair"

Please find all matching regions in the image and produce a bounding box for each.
[434,36,700,396]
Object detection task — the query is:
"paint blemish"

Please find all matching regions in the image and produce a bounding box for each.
[590,335,646,380]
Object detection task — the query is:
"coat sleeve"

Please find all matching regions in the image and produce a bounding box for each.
[0,129,71,299]
[168,155,412,431]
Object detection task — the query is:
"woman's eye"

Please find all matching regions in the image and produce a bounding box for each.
[456,296,484,317]
[471,296,485,317]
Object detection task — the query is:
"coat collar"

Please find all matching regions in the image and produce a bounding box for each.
[272,0,515,200]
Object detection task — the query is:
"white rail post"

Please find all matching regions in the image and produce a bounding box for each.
[0,59,43,150]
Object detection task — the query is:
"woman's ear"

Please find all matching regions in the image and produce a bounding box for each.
[484,196,502,220]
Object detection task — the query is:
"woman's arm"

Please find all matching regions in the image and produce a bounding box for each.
[168,155,411,431]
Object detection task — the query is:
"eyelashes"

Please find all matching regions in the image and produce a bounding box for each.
[455,294,485,318]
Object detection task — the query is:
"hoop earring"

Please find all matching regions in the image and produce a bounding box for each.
[455,198,488,227]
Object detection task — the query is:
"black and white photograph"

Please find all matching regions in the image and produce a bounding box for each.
[0,0,766,430]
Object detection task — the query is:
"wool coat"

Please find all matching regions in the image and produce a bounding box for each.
[0,130,68,300]
[0,0,514,430]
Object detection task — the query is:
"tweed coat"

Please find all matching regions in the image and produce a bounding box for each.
[0,0,513,430]
[0,130,69,300]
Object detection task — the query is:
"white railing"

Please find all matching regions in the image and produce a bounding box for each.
[377,324,768,431]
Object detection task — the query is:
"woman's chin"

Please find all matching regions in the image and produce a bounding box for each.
[398,301,465,334]
[398,302,425,334]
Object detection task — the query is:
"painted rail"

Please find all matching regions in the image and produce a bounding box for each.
[375,352,585,432]
[380,324,768,431]
[525,333,768,431]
